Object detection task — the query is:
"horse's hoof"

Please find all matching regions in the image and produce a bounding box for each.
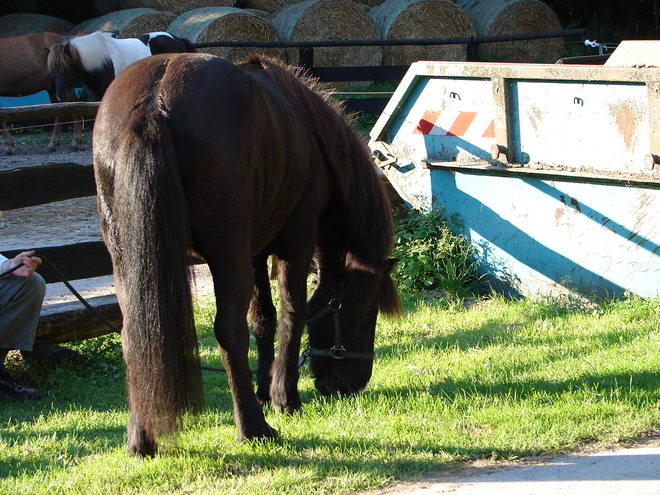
[46,146,57,153]
[238,423,278,443]
[68,145,80,152]
[2,149,13,156]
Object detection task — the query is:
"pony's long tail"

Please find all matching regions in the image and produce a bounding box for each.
[99,105,204,454]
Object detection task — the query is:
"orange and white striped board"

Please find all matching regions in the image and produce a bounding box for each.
[413,109,495,139]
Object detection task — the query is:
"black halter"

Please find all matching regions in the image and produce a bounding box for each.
[299,299,375,368]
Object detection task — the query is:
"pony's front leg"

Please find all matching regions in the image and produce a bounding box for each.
[250,253,277,404]
[269,257,311,413]
[215,295,276,441]
[46,116,62,152]
[1,121,14,156]
[69,115,83,151]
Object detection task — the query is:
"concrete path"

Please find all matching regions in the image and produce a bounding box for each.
[364,434,660,495]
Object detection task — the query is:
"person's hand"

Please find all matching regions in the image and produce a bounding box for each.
[5,251,42,278]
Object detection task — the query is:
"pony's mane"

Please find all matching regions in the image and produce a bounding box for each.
[242,55,401,316]
[69,31,115,72]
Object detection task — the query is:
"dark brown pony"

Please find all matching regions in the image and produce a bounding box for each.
[0,32,83,155]
[93,53,401,456]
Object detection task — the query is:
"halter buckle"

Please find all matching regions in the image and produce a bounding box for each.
[330,345,346,359]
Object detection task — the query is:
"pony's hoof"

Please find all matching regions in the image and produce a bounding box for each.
[238,423,278,443]
[2,149,13,156]
[46,146,57,153]
[68,145,80,152]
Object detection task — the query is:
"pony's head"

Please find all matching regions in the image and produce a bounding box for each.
[47,43,80,102]
[47,32,114,101]
[306,256,400,396]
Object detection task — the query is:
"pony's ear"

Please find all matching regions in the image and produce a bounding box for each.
[384,258,398,273]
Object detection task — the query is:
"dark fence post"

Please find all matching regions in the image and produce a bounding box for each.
[466,38,480,62]
[298,46,314,71]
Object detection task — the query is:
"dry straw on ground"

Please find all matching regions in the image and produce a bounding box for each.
[271,0,382,67]
[73,8,177,37]
[0,14,74,37]
[457,0,564,62]
[370,0,476,66]
[167,7,284,62]
[119,0,237,15]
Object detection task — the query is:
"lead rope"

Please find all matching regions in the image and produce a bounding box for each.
[1,256,235,373]
[1,256,119,333]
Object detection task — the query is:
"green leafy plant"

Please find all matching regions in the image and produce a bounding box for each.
[392,205,479,297]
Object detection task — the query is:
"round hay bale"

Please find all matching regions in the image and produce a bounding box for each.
[93,0,124,15]
[457,0,564,62]
[271,0,382,67]
[0,14,74,37]
[72,17,102,35]
[167,7,284,62]
[239,0,288,14]
[72,8,177,37]
[357,0,388,7]
[243,9,275,22]
[370,0,476,66]
[119,0,236,15]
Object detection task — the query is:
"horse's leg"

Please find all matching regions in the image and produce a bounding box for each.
[47,88,83,151]
[269,251,314,413]
[46,116,62,152]
[1,121,14,156]
[68,116,83,151]
[250,252,277,404]
[127,408,157,457]
[211,257,276,441]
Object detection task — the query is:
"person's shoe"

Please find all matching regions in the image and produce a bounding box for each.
[0,370,40,401]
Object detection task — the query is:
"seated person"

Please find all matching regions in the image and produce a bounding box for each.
[0,250,46,400]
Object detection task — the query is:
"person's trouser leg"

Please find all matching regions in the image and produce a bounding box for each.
[0,273,46,354]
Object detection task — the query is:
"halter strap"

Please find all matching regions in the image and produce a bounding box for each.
[299,299,375,368]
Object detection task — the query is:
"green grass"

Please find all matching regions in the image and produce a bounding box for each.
[1,293,659,494]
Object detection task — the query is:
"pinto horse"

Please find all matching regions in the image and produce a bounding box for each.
[0,32,83,155]
[47,31,196,102]
[93,52,401,456]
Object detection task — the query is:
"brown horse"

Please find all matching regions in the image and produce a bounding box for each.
[0,32,83,156]
[93,53,401,456]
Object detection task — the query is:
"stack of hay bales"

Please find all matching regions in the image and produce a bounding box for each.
[167,7,284,62]
[271,0,382,68]
[118,0,237,15]
[370,0,476,65]
[73,8,177,37]
[0,13,74,37]
[457,0,564,62]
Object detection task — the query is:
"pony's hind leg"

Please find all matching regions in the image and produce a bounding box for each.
[211,259,277,441]
[250,252,277,405]
[127,409,158,457]
[1,121,14,156]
